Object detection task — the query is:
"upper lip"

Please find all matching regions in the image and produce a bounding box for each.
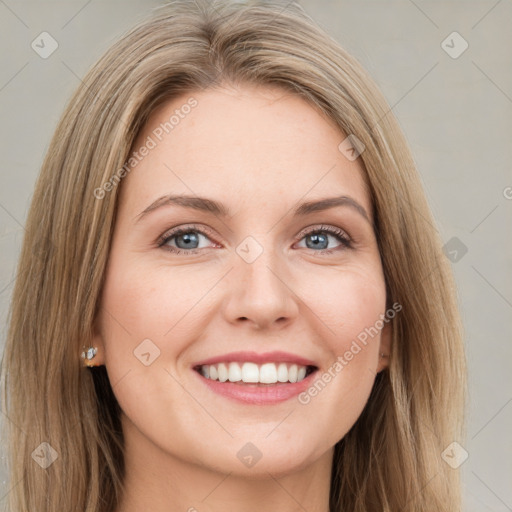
[192,350,318,368]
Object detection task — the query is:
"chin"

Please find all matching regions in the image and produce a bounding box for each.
[193,439,323,479]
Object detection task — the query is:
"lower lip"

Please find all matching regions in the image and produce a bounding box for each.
[193,369,318,404]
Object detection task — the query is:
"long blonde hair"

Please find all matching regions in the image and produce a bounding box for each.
[1,1,466,510]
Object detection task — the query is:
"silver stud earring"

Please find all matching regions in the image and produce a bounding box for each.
[81,346,98,367]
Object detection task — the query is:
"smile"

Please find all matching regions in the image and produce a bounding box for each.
[192,351,320,404]
[195,361,315,384]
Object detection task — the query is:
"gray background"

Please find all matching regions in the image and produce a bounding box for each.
[1,0,511,510]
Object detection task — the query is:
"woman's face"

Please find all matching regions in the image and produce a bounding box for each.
[93,83,390,477]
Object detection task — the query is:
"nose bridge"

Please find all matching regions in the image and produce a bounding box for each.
[225,232,298,327]
[237,232,287,295]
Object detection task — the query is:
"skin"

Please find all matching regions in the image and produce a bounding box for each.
[91,83,391,512]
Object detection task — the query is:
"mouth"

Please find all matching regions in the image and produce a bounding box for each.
[193,361,318,385]
[192,357,319,404]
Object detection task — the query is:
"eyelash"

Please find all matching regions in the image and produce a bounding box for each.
[157,224,352,256]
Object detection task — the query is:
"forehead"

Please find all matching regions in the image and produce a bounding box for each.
[119,83,372,220]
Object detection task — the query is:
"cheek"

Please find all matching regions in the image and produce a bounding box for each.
[98,262,198,439]
[303,265,387,352]
[99,259,214,349]
[294,267,386,429]
[97,257,222,409]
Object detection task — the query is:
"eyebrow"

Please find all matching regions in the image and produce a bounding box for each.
[134,194,371,224]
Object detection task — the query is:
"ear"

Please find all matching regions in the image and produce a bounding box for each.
[376,320,392,373]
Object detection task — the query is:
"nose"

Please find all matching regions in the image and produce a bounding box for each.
[223,245,300,330]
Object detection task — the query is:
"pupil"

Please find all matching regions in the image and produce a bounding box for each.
[307,233,327,250]
[177,232,198,249]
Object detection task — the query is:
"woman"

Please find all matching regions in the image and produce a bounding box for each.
[1,0,467,510]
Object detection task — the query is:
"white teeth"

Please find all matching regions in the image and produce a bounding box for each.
[277,363,288,382]
[242,362,259,383]
[198,361,312,384]
[288,364,298,383]
[217,363,228,382]
[259,363,277,384]
[228,362,242,382]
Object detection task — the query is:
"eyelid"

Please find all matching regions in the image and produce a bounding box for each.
[294,224,351,242]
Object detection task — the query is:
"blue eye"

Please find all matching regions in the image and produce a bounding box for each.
[295,225,352,254]
[158,224,352,255]
[158,225,214,254]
